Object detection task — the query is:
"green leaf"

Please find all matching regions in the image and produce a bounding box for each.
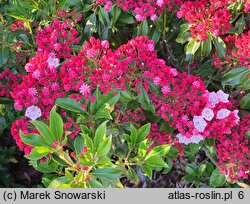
[185,164,197,175]
[50,106,63,142]
[176,23,191,44]
[117,12,135,24]
[212,35,226,58]
[74,135,85,155]
[130,124,137,145]
[94,121,108,148]
[97,156,115,167]
[185,39,201,61]
[146,144,171,159]
[96,135,112,157]
[82,134,94,152]
[140,165,152,179]
[222,67,250,89]
[20,131,48,147]
[201,36,212,57]
[26,146,51,160]
[240,93,250,110]
[0,117,7,134]
[31,160,58,173]
[58,0,67,9]
[55,98,87,114]
[137,123,151,143]
[138,87,155,114]
[198,164,207,175]
[91,167,122,180]
[210,168,226,187]
[0,97,13,104]
[48,176,71,188]
[65,169,74,181]
[144,156,168,168]
[89,179,104,188]
[110,6,122,26]
[30,121,54,144]
[0,46,9,65]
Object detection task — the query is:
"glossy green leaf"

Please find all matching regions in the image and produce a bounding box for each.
[137,123,151,143]
[50,106,63,142]
[94,121,108,148]
[240,93,250,110]
[48,176,71,188]
[144,156,168,168]
[210,168,226,187]
[130,124,137,145]
[212,35,226,58]
[74,135,85,155]
[30,121,54,144]
[146,144,171,159]
[96,135,112,157]
[26,146,51,160]
[20,131,48,147]
[185,39,201,61]
[91,167,122,180]
[55,98,88,115]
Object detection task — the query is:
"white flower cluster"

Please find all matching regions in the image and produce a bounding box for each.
[25,105,42,120]
[177,90,240,145]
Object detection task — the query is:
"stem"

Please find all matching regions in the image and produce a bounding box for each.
[202,146,217,166]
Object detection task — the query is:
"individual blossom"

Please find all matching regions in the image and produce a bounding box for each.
[25,105,42,120]
[79,83,91,96]
[216,90,229,103]
[47,55,60,69]
[193,116,207,132]
[202,107,214,121]
[216,108,231,119]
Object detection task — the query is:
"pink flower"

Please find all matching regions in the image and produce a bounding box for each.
[47,56,60,69]
[28,88,37,96]
[161,85,170,95]
[153,76,161,85]
[79,83,90,96]
[150,14,158,21]
[101,40,110,49]
[177,11,183,19]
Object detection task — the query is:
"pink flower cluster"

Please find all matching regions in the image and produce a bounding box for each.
[213,32,250,70]
[0,68,21,98]
[232,31,250,69]
[216,114,250,181]
[96,0,184,21]
[36,10,81,59]
[177,0,231,41]
[4,11,248,180]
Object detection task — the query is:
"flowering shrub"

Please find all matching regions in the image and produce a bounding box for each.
[0,1,249,188]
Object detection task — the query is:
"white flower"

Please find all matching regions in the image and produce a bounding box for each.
[25,105,42,120]
[216,108,231,119]
[202,108,214,121]
[189,135,204,144]
[207,92,219,108]
[176,133,189,145]
[232,110,240,124]
[47,56,60,69]
[217,90,229,103]
[193,116,207,132]
[176,133,204,145]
